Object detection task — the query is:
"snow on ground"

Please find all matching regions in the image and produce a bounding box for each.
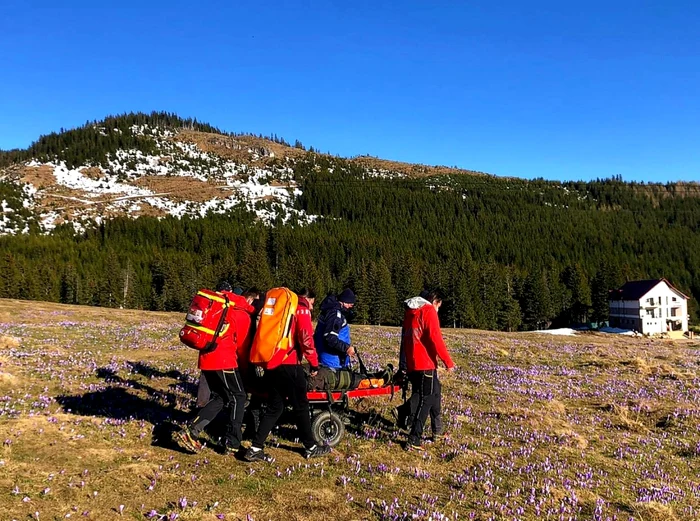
[531,328,578,336]
[7,126,319,234]
[0,204,19,235]
[29,160,155,197]
[365,168,406,179]
[598,327,637,336]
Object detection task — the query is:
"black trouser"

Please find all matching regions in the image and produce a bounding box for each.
[196,371,210,408]
[190,369,246,448]
[252,365,315,450]
[242,366,265,439]
[407,369,442,445]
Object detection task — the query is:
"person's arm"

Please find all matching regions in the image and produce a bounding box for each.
[399,325,408,373]
[423,307,455,369]
[235,314,252,371]
[295,310,319,370]
[322,310,351,355]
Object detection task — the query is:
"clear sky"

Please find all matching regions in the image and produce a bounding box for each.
[1,1,699,182]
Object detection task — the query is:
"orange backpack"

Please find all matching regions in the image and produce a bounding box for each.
[179,289,232,351]
[249,288,298,369]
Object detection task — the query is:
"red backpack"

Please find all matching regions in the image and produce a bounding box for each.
[179,289,233,351]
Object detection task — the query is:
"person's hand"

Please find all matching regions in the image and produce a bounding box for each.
[346,346,356,356]
[446,365,456,373]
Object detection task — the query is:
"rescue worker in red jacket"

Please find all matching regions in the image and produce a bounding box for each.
[195,287,260,408]
[175,281,256,455]
[399,289,455,451]
[244,288,332,461]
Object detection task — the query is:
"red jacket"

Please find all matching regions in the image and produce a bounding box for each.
[400,297,454,372]
[199,293,255,371]
[281,296,319,369]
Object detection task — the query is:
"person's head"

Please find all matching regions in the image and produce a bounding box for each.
[216,280,233,293]
[422,289,443,311]
[243,287,261,305]
[297,288,317,308]
[338,288,356,309]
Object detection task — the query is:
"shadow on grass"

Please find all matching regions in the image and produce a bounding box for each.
[346,409,397,439]
[55,363,199,451]
[126,361,199,396]
[56,363,399,454]
[55,387,189,425]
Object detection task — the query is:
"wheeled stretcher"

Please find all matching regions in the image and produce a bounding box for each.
[306,384,402,447]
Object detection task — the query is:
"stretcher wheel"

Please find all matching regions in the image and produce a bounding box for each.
[311,411,345,448]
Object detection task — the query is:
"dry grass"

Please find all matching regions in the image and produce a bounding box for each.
[80,167,104,180]
[133,176,225,202]
[176,130,490,179]
[350,156,487,178]
[175,131,307,166]
[20,165,57,189]
[633,501,680,521]
[0,299,699,520]
[0,335,20,349]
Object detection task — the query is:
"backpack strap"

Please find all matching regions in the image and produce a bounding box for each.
[353,344,369,375]
[202,294,231,353]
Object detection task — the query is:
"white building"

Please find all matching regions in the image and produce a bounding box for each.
[609,279,689,337]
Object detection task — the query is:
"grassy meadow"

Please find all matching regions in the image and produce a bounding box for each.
[0,299,699,520]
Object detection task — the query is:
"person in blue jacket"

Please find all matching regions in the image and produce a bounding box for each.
[314,289,356,369]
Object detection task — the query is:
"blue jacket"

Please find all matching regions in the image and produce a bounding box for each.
[314,295,351,369]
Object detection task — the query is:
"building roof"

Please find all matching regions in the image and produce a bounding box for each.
[609,278,689,301]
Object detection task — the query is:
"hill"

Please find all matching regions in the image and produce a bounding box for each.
[1,299,699,520]
[2,112,700,330]
[0,112,485,235]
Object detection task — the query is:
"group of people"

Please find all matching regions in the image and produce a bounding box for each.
[174,284,455,460]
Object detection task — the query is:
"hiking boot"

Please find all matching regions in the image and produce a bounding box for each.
[404,441,425,452]
[304,444,332,459]
[224,443,241,456]
[174,428,203,454]
[391,407,410,432]
[430,432,448,442]
[243,447,267,462]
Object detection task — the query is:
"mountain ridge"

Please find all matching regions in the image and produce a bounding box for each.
[2,111,699,238]
[0,111,494,235]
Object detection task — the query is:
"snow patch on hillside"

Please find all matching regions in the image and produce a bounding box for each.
[6,126,319,234]
[531,328,577,336]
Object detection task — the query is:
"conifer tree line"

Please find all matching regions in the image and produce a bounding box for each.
[1,113,700,329]
[0,111,301,169]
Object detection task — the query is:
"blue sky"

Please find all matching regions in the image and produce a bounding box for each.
[1,1,699,182]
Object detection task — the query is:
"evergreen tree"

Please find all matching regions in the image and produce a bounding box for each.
[591,266,611,325]
[238,243,274,291]
[60,264,79,304]
[520,270,552,330]
[497,294,522,332]
[368,259,397,325]
[347,261,371,325]
[0,253,22,299]
[99,253,123,307]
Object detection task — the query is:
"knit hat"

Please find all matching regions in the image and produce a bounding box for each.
[338,288,356,304]
[216,281,232,292]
